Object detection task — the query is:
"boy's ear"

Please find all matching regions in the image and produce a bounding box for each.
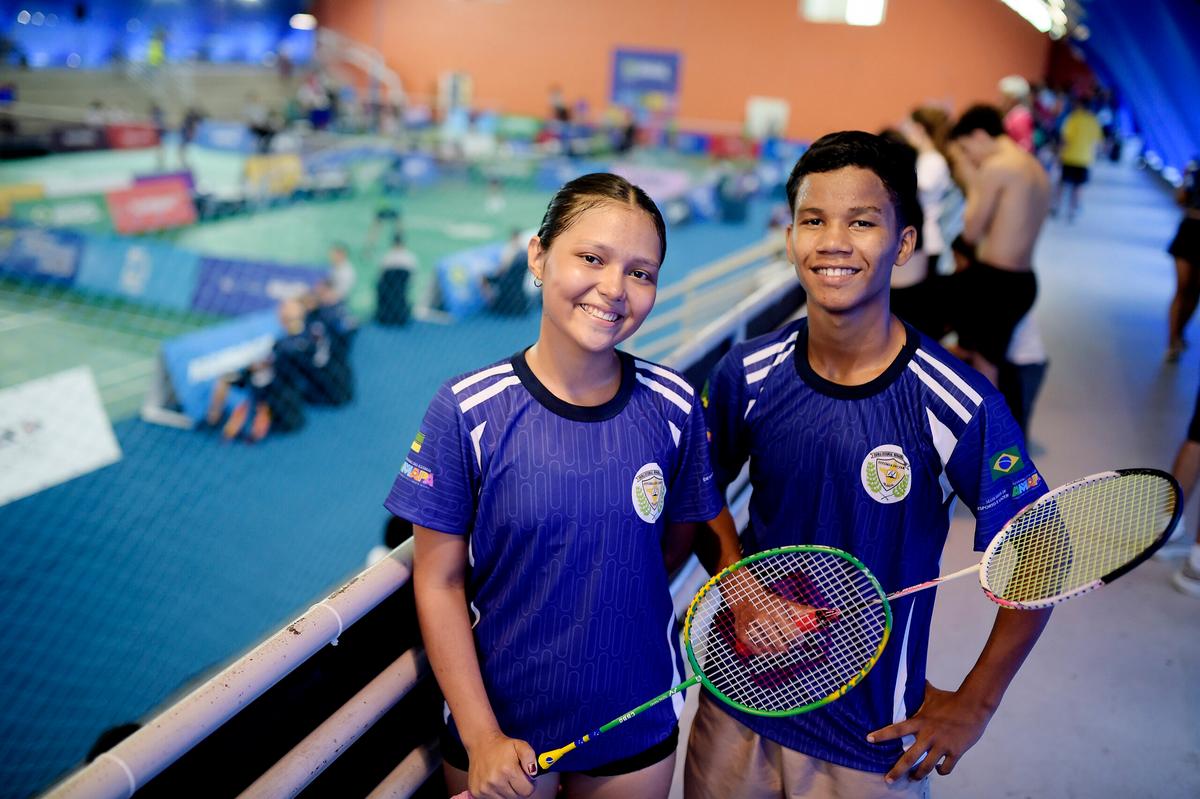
[893,225,918,267]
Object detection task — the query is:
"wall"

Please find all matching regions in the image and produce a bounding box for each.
[315,0,1048,140]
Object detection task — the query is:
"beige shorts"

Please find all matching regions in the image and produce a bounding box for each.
[683,694,931,799]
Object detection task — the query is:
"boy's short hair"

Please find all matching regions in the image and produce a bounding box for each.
[785,130,921,231]
[948,104,1006,141]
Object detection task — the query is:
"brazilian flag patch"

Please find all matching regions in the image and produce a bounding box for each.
[989,447,1023,480]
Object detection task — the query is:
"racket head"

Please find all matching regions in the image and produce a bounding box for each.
[683,545,891,718]
[979,468,1182,609]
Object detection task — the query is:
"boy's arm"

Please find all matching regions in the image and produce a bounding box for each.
[960,163,1005,246]
[868,605,1051,783]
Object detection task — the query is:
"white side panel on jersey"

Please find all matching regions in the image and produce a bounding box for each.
[667,611,685,719]
[470,421,487,470]
[891,602,917,751]
[925,408,958,503]
[668,421,681,448]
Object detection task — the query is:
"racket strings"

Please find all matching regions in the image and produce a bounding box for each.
[984,473,1178,602]
[687,550,888,713]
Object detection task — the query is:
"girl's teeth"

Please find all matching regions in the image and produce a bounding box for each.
[583,304,619,321]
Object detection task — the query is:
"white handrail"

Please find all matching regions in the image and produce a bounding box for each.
[364,740,442,799]
[42,542,415,799]
[238,647,429,798]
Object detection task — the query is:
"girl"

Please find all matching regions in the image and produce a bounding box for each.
[385,173,722,799]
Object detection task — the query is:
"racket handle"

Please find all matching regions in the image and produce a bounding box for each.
[537,738,584,772]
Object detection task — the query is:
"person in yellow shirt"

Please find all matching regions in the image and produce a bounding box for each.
[1054,96,1104,222]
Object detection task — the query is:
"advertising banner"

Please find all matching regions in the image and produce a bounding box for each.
[0,367,122,507]
[51,125,107,152]
[191,257,323,317]
[436,241,506,319]
[195,120,254,153]
[105,123,161,149]
[244,154,304,197]
[0,183,44,216]
[75,238,202,311]
[611,49,681,114]
[10,194,113,234]
[106,178,197,234]
[0,221,83,285]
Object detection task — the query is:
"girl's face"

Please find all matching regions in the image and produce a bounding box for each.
[529,201,662,358]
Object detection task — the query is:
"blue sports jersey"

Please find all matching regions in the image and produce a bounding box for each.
[703,318,1047,773]
[385,349,722,771]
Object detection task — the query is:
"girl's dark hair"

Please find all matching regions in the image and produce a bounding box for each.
[785,131,922,232]
[536,172,667,262]
[910,105,950,146]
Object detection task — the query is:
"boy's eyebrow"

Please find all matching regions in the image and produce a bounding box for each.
[794,205,885,215]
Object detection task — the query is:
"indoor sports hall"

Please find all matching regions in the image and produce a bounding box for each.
[0,2,1196,798]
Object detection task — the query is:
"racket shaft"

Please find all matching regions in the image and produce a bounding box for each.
[535,674,700,772]
[886,563,981,602]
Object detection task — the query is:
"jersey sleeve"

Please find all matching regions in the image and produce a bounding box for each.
[703,349,751,493]
[383,381,479,535]
[945,392,1048,551]
[665,402,723,523]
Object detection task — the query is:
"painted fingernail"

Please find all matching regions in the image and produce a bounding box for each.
[866,735,875,743]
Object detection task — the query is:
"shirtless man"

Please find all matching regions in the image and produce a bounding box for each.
[946,104,1051,386]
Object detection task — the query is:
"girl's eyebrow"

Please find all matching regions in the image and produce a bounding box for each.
[576,240,660,269]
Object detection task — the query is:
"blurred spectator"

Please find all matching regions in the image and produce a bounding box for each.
[179,107,203,169]
[85,100,105,129]
[481,229,532,316]
[998,75,1035,153]
[997,311,1049,434]
[147,27,166,69]
[549,84,569,123]
[367,205,404,254]
[206,298,310,442]
[149,102,166,170]
[244,91,274,154]
[327,243,357,306]
[1053,96,1104,222]
[1168,157,1200,362]
[377,233,419,326]
[900,107,954,273]
[483,177,506,214]
[298,282,356,405]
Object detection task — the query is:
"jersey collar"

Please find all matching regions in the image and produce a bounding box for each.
[511,348,636,422]
[792,318,919,400]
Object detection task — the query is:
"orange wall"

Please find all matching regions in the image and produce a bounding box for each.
[316,0,1048,140]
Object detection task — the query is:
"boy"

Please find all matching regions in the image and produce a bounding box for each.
[686,132,1052,799]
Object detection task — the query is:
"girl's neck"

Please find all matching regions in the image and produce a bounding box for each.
[525,334,622,407]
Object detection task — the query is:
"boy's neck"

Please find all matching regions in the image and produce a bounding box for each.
[805,306,906,386]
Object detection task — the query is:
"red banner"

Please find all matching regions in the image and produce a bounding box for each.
[709,134,758,160]
[106,178,197,234]
[105,123,161,150]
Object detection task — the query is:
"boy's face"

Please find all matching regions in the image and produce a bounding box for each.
[786,166,915,319]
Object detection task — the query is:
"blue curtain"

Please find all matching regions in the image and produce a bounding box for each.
[1078,0,1200,175]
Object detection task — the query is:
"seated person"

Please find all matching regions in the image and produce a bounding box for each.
[296,281,355,405]
[206,299,310,441]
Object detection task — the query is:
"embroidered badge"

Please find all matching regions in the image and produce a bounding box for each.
[632,462,667,523]
[861,445,912,504]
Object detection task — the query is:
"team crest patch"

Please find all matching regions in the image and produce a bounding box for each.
[633,463,667,523]
[861,445,912,504]
[989,447,1023,480]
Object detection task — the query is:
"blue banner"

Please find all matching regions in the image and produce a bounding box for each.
[160,309,283,422]
[612,49,681,112]
[436,242,506,319]
[195,120,254,153]
[76,238,201,312]
[0,221,83,285]
[191,257,324,317]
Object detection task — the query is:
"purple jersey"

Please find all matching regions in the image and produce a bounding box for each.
[702,318,1046,772]
[386,349,722,770]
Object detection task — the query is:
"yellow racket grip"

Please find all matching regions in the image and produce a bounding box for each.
[537,736,587,771]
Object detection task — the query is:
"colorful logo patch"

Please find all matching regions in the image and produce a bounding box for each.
[411,431,425,454]
[1011,472,1041,499]
[989,447,1023,480]
[632,462,667,523]
[701,380,710,409]
[861,445,912,504]
[400,458,434,488]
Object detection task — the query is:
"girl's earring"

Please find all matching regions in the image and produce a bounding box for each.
[533,277,544,288]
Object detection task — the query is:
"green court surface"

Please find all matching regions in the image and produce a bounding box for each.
[0,144,554,422]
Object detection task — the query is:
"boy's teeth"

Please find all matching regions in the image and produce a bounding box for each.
[816,268,856,276]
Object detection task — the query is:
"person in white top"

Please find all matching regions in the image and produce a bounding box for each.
[327,243,357,305]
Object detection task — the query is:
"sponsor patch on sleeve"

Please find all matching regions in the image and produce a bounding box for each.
[400,458,434,488]
[1010,472,1041,499]
[410,431,425,454]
